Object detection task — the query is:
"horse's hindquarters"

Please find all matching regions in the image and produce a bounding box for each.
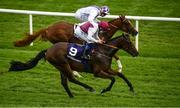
[46,43,68,64]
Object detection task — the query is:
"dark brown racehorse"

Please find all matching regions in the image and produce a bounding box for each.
[14,15,138,47]
[9,33,138,98]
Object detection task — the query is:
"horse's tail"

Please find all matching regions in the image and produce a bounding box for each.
[14,28,47,47]
[9,49,47,72]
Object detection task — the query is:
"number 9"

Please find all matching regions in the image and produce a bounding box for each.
[69,47,77,56]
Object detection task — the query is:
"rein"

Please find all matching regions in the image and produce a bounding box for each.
[92,50,112,59]
[91,43,118,59]
[101,43,118,49]
[109,23,119,29]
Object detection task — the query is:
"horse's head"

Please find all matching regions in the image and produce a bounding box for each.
[109,15,138,36]
[117,33,139,57]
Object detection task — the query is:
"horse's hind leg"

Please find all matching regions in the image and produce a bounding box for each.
[60,73,74,98]
[58,64,95,93]
[53,65,74,97]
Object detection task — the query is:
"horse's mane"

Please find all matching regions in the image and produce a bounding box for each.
[107,35,123,43]
[108,18,117,23]
[108,15,125,23]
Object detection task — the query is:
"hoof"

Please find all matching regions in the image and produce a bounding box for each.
[100,89,107,94]
[89,88,96,92]
[130,88,134,93]
[86,87,95,93]
[69,95,74,98]
[130,88,136,95]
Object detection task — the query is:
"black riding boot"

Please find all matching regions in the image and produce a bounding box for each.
[82,43,90,60]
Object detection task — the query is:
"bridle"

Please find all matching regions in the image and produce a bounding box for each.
[102,43,118,49]
[109,17,134,34]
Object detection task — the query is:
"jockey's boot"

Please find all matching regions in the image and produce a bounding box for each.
[82,53,90,60]
[82,44,90,60]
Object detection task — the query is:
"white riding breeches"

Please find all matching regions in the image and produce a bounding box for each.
[74,26,91,43]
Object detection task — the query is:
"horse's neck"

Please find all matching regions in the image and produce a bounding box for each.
[106,36,125,54]
[99,22,118,41]
[96,44,119,57]
[108,36,123,46]
[107,20,121,39]
[106,29,117,40]
[106,27,118,40]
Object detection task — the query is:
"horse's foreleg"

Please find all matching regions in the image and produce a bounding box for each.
[113,54,122,73]
[118,72,134,92]
[108,69,134,93]
[94,70,115,94]
[62,64,95,93]
[73,71,82,78]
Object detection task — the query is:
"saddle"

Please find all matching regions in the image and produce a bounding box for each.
[67,43,94,61]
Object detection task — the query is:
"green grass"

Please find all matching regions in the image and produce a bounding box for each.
[0,0,180,107]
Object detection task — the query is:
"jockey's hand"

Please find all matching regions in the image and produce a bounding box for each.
[98,39,105,44]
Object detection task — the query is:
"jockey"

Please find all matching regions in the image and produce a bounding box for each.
[75,5,110,30]
[74,21,109,59]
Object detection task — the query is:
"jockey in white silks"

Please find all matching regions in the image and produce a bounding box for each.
[75,5,110,25]
[74,21,109,59]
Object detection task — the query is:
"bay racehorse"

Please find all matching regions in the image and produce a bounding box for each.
[14,15,138,75]
[9,33,138,98]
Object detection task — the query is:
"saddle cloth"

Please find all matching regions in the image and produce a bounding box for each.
[67,43,85,62]
[67,43,95,71]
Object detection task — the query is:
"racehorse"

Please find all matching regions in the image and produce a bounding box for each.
[9,33,138,98]
[14,15,138,75]
[14,15,138,47]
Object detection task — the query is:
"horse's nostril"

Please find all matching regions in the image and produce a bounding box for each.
[136,31,138,35]
[132,51,139,57]
[133,31,138,36]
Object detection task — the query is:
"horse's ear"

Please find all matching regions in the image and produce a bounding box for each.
[119,15,122,21]
[119,15,125,20]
